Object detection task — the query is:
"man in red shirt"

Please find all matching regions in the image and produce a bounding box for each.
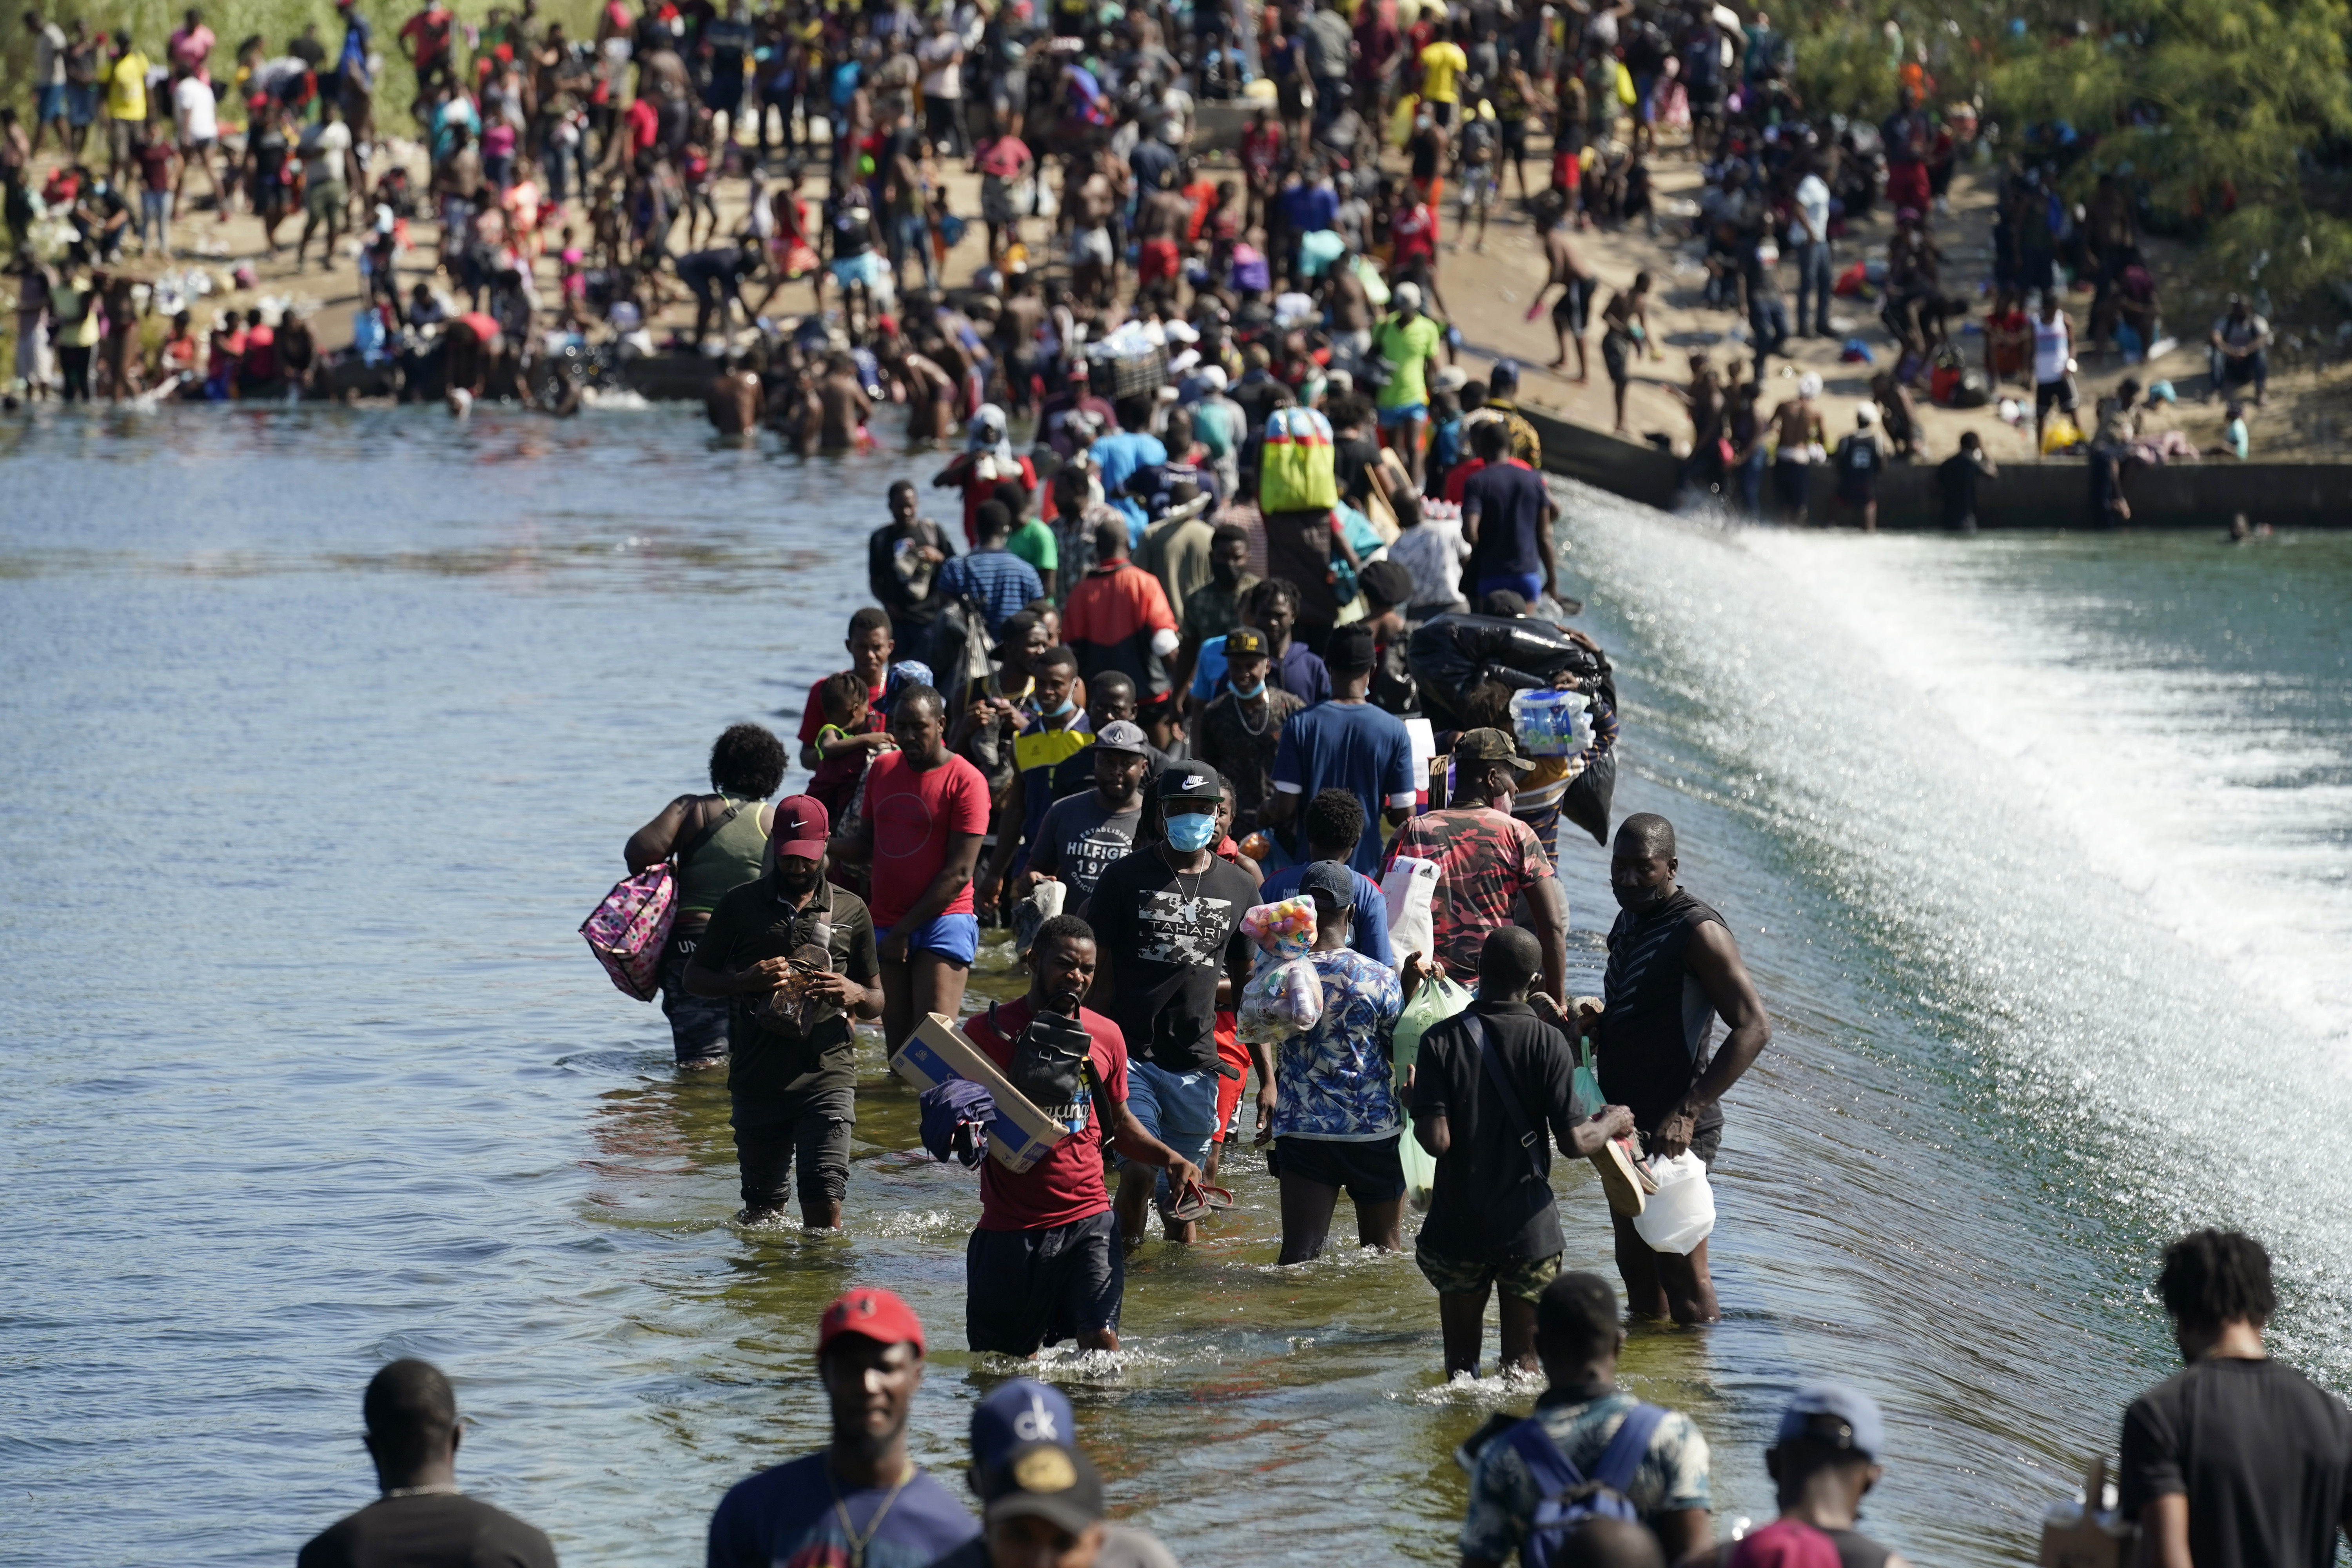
[829,682,989,1050]
[960,915,1203,1356]
[397,0,456,96]
[1061,516,1179,705]
[795,607,898,772]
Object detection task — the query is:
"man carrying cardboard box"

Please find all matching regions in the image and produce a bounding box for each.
[959,914,1205,1356]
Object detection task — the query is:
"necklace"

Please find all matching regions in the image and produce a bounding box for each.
[382,1484,461,1499]
[827,1459,915,1568]
[1232,690,1273,737]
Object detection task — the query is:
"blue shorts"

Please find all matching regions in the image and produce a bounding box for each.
[829,251,885,291]
[38,84,69,122]
[1476,571,1544,604]
[1123,1059,1221,1199]
[880,912,978,965]
[1376,402,1430,428]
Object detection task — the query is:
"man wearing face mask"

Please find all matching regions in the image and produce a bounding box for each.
[1578,812,1771,1325]
[687,795,884,1229]
[960,916,1204,1356]
[1080,765,1263,1245]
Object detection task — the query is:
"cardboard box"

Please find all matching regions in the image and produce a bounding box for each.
[889,1013,1071,1174]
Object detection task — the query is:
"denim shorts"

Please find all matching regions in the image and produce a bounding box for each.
[880,911,978,965]
[1376,401,1430,427]
[1123,1058,1220,1198]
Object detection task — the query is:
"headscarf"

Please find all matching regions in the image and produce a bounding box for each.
[967,402,1014,466]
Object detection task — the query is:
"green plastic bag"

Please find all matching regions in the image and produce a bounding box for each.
[1391,973,1473,1212]
[1572,1040,1605,1120]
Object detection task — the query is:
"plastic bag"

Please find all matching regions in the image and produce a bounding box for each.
[1241,897,1317,959]
[1237,953,1323,1043]
[1510,689,1595,758]
[1381,856,1438,965]
[1631,1152,1716,1254]
[1259,406,1339,513]
[1390,973,1471,1212]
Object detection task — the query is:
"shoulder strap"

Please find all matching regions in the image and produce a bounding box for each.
[671,799,743,867]
[1469,1014,1546,1180]
[1503,1416,1585,1498]
[1591,1403,1666,1496]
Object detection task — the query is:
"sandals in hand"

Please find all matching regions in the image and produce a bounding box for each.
[1164,1183,1235,1224]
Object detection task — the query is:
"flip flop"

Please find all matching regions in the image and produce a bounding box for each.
[1592,1136,1651,1218]
[1164,1183,1235,1224]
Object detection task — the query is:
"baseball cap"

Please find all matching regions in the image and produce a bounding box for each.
[982,1442,1106,1535]
[1394,280,1425,311]
[1298,860,1356,910]
[1490,358,1520,390]
[1773,1383,1886,1461]
[1093,719,1154,758]
[817,1287,926,1355]
[772,794,831,860]
[972,1379,1074,1477]
[1455,727,1535,772]
[1154,762,1227,804]
[1323,623,1377,673]
[1223,626,1270,659]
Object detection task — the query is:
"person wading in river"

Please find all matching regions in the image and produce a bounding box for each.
[705,1289,981,1568]
[1579,812,1771,1325]
[298,1359,559,1568]
[623,724,783,1071]
[685,795,883,1229]
[829,684,988,1054]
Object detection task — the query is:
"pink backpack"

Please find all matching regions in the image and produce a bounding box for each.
[581,864,677,1002]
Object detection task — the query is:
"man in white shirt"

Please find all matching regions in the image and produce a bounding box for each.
[296,101,354,269]
[169,62,224,217]
[1791,164,1832,338]
[916,12,964,156]
[27,11,71,156]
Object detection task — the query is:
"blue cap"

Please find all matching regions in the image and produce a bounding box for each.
[972,1379,1074,1475]
[1490,357,1521,389]
[1775,1383,1885,1461]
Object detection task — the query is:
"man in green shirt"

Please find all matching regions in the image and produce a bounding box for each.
[1373,279,1452,486]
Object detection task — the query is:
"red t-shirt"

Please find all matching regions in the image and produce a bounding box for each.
[861,750,989,929]
[967,997,1128,1230]
[953,452,1036,546]
[797,673,886,745]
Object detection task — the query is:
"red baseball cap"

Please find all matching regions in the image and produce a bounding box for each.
[772,794,829,861]
[818,1288,926,1355]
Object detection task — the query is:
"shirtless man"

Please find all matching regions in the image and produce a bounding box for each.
[996,268,1045,415]
[895,336,958,445]
[1768,370,1827,523]
[1067,152,1118,306]
[704,354,762,434]
[1135,180,1193,308]
[817,351,873,450]
[1530,205,1597,380]
[767,360,822,455]
[1597,270,1655,434]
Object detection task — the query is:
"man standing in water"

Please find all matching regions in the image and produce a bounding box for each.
[829,686,987,1053]
[299,1359,558,1568]
[1583,813,1771,1324]
[706,1290,981,1568]
[687,796,882,1229]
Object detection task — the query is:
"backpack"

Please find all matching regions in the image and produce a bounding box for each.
[1506,1403,1666,1568]
[1259,405,1339,513]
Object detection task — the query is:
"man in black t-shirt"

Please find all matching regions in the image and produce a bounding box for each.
[1459,419,1557,606]
[2120,1229,2352,1568]
[1079,764,1261,1245]
[1411,927,1633,1378]
[298,1359,558,1568]
[867,478,956,664]
[686,795,883,1229]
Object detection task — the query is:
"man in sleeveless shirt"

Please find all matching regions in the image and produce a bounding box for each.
[1579,813,1771,1324]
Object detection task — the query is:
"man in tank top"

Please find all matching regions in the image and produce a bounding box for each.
[624,724,784,1071]
[1579,812,1771,1324]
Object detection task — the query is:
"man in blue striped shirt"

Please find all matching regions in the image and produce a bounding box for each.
[935,501,1045,636]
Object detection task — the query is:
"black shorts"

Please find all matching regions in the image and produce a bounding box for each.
[2034,377,2076,417]
[1601,329,1632,387]
[1552,276,1591,336]
[1267,1134,1406,1201]
[732,1086,855,1209]
[1500,120,1528,158]
[1429,99,1456,128]
[966,1209,1123,1355]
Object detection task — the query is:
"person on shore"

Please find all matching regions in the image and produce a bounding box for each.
[1535,203,1597,381]
[2119,1228,2352,1568]
[1769,372,1826,523]
[685,795,882,1229]
[298,1359,559,1568]
[623,724,784,1072]
[2031,292,2076,449]
[1831,403,1884,532]
[1372,279,1449,486]
[1582,813,1771,1325]
[1461,419,1560,606]
[1081,764,1261,1246]
[1261,624,1415,878]
[936,1381,1183,1568]
[1599,272,1657,436]
[2208,296,2270,408]
[1936,432,1997,533]
[1385,728,1568,1001]
[828,684,987,1053]
[1191,627,1306,839]
[1413,927,1636,1377]
[706,1289,980,1568]
[1263,860,1421,1262]
[1022,720,1155,907]
[960,915,1204,1356]
[1459,1272,1714,1567]
[1256,789,1395,964]
[868,481,956,667]
[798,607,901,776]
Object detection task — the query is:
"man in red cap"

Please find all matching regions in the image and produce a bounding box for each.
[707,1288,981,1568]
[686,795,883,1229]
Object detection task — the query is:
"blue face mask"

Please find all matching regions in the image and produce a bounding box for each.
[1037,695,1075,719]
[1163,810,1220,852]
[1230,678,1267,700]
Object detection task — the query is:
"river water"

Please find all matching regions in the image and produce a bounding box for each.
[4,407,2347,1567]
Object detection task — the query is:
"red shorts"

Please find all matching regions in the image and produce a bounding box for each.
[1140,237,1181,283]
[1211,1012,1247,1142]
[1886,162,1930,215]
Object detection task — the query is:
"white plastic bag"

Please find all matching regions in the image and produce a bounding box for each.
[1631,1153,1716,1254]
[1381,855,1438,964]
